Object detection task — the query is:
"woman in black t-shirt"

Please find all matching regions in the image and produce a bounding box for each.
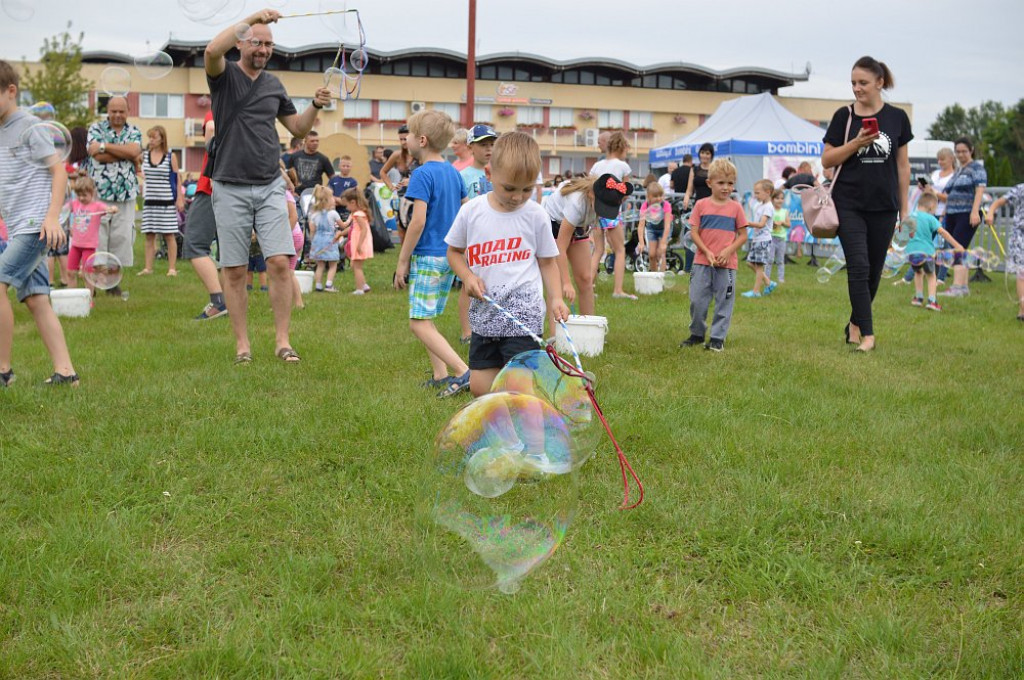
[682,142,715,210]
[822,56,912,353]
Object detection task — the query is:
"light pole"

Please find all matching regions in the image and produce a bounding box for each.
[464,0,476,129]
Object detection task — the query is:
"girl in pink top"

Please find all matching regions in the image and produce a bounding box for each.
[337,187,374,294]
[66,175,117,294]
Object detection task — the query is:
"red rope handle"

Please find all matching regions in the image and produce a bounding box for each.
[545,345,644,510]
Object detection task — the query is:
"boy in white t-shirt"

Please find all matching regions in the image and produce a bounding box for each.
[741,179,776,298]
[447,132,569,397]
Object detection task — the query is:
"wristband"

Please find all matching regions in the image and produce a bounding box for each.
[311,100,324,110]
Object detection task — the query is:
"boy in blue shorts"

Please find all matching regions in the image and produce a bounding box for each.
[447,132,569,397]
[906,193,963,311]
[394,110,471,397]
[0,60,79,386]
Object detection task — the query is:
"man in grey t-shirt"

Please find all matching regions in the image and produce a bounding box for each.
[205,7,330,364]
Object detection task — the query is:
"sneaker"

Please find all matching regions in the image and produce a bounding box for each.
[612,292,638,300]
[925,301,942,311]
[910,297,923,307]
[324,285,338,294]
[362,284,372,292]
[351,289,365,295]
[195,303,228,320]
[765,281,778,295]
[0,369,14,387]
[438,371,470,398]
[741,290,762,298]
[706,339,724,352]
[938,286,963,298]
[679,335,704,348]
[893,279,911,286]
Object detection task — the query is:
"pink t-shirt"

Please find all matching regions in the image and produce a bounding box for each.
[348,210,374,261]
[452,157,473,172]
[0,217,7,242]
[69,199,108,249]
[689,197,747,270]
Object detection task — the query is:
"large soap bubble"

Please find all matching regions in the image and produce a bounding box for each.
[82,251,123,290]
[16,121,71,169]
[180,0,246,25]
[134,51,174,80]
[882,248,908,279]
[491,349,601,467]
[1,0,34,21]
[421,392,578,594]
[99,67,131,97]
[893,215,915,247]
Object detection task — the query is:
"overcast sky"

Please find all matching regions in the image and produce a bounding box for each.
[2,0,1022,134]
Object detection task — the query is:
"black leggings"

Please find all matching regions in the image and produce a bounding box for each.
[836,208,897,337]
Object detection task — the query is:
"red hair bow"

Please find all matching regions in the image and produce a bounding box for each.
[605,177,627,194]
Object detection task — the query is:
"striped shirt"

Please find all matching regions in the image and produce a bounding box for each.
[0,110,54,237]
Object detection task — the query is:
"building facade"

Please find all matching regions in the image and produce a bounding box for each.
[55,44,910,180]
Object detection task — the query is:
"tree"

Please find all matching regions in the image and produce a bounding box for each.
[981,99,1024,186]
[927,100,1004,145]
[20,23,94,131]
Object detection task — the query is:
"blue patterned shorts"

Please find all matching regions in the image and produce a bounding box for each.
[408,255,455,319]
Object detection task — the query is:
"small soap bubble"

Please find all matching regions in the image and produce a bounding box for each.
[82,251,123,291]
[134,51,174,80]
[99,67,131,97]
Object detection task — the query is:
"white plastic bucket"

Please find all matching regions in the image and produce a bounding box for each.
[294,270,314,294]
[50,288,91,318]
[633,271,664,295]
[555,314,608,357]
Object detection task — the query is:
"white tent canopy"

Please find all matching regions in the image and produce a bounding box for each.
[650,92,828,164]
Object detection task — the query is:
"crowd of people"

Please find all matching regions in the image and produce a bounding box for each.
[2,23,1022,393]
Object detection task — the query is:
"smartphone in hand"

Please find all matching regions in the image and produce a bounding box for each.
[862,117,879,136]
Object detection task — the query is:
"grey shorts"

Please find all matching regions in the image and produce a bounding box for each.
[746,240,772,265]
[99,200,137,267]
[182,192,216,260]
[212,177,294,268]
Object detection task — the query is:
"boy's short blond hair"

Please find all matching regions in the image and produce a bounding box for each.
[408,110,456,153]
[754,179,774,195]
[917,192,938,211]
[490,131,541,183]
[707,158,737,182]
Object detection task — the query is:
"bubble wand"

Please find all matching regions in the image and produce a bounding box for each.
[481,294,644,509]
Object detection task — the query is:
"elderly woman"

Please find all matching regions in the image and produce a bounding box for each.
[938,138,986,298]
[821,56,912,353]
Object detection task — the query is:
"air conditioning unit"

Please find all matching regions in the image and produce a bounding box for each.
[410,101,427,113]
[584,128,600,148]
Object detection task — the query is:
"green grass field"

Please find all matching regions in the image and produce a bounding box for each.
[1,246,1021,678]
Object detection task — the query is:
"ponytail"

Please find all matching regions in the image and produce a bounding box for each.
[853,55,894,89]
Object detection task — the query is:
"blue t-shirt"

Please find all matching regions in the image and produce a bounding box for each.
[945,161,987,215]
[328,174,358,198]
[905,211,943,256]
[405,160,467,256]
[460,165,491,200]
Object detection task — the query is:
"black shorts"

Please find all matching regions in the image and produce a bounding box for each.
[551,219,590,244]
[468,333,539,371]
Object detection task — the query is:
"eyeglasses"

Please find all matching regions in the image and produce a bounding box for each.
[247,39,275,49]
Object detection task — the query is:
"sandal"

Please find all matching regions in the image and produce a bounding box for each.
[166,270,178,277]
[136,269,153,276]
[0,369,14,387]
[44,372,79,386]
[233,352,252,365]
[276,347,301,363]
[421,375,452,389]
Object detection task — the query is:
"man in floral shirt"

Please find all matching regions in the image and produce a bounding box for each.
[87,96,142,281]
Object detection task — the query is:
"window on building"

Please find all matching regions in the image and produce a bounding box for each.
[497,66,513,80]
[479,65,496,80]
[379,100,406,121]
[139,93,184,119]
[474,104,493,123]
[344,99,372,119]
[548,157,561,175]
[598,109,624,129]
[432,102,461,120]
[549,107,573,127]
[411,61,427,77]
[516,106,543,125]
[630,111,653,129]
[579,70,595,85]
[393,61,410,76]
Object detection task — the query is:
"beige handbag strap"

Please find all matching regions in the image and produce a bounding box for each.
[827,105,855,194]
